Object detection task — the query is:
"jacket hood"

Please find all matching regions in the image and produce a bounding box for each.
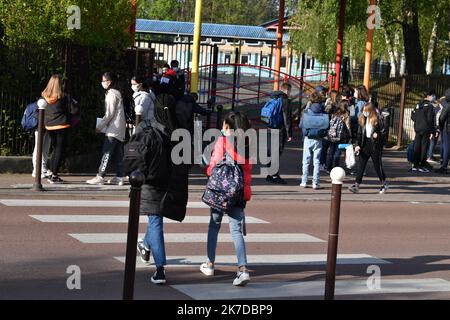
[310,102,325,114]
[133,90,149,99]
[271,91,287,99]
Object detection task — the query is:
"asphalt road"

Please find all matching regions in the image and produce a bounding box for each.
[1,195,450,300]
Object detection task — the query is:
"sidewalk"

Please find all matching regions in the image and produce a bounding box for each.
[0,141,448,203]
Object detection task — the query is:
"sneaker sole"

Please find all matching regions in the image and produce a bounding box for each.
[234,279,250,287]
[200,267,214,277]
[151,278,166,284]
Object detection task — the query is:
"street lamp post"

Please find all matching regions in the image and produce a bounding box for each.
[32,98,48,191]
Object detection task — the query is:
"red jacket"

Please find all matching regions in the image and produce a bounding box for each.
[207,136,252,202]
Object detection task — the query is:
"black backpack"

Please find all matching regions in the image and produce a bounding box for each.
[123,121,172,184]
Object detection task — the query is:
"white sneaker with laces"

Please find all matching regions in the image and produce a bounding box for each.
[108,176,124,186]
[200,263,214,276]
[86,175,105,185]
[233,270,250,286]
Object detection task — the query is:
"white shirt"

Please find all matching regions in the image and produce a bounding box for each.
[365,121,374,138]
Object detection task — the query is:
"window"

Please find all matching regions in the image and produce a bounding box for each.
[281,56,287,68]
[224,53,231,64]
[241,55,250,65]
[260,56,268,67]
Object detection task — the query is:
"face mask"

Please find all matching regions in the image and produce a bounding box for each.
[173,67,179,72]
[101,82,109,90]
[221,129,230,137]
[363,112,370,118]
[131,84,140,92]
[431,95,437,103]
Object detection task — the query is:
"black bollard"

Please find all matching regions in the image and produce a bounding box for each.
[123,170,145,300]
[32,99,47,191]
[324,167,345,300]
[216,105,223,130]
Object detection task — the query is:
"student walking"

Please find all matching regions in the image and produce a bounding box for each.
[265,83,293,185]
[326,101,351,172]
[43,74,71,184]
[411,90,436,172]
[349,102,388,194]
[131,75,155,122]
[299,92,329,190]
[200,111,252,287]
[86,72,126,186]
[134,93,189,285]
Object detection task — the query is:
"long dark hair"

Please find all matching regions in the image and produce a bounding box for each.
[223,111,252,159]
[103,72,119,91]
[154,94,176,133]
[356,85,370,102]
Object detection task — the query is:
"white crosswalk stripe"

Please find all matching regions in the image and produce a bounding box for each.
[30,215,269,224]
[171,279,450,300]
[15,198,450,299]
[1,199,208,208]
[69,233,325,243]
[113,254,391,268]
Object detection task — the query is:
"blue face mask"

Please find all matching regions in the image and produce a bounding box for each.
[221,129,230,137]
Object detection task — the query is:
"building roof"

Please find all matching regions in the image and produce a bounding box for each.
[136,19,289,42]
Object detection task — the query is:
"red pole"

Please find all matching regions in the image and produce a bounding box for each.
[274,0,285,91]
[130,0,137,45]
[334,0,347,91]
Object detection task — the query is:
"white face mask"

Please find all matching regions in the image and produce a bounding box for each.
[363,112,370,118]
[131,84,140,92]
[221,129,230,137]
[101,82,109,90]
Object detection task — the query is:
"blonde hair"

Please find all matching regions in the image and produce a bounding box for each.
[358,102,378,127]
[42,74,65,100]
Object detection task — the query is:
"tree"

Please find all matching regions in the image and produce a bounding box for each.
[137,0,277,25]
[288,0,449,75]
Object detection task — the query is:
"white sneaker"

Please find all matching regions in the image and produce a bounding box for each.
[32,169,52,179]
[86,175,105,185]
[108,176,124,186]
[200,263,214,276]
[233,270,250,287]
[300,183,307,188]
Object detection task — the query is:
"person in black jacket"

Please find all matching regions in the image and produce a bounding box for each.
[135,93,189,285]
[266,82,293,185]
[436,88,450,174]
[411,90,436,172]
[42,74,71,184]
[348,102,388,194]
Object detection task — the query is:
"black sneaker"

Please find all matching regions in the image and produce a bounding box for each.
[272,175,288,185]
[137,238,150,264]
[151,267,166,285]
[48,175,64,184]
[423,162,433,170]
[266,175,274,183]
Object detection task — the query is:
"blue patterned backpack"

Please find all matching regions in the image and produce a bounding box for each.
[202,151,244,212]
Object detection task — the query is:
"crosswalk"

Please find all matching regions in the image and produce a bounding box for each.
[3,198,450,299]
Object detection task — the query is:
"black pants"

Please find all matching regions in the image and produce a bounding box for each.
[98,136,124,178]
[48,129,68,176]
[356,139,385,185]
[413,132,430,167]
[266,128,287,177]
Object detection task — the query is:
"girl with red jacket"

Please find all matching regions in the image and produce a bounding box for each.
[200,111,253,286]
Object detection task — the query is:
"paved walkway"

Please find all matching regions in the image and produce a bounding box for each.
[0,141,448,203]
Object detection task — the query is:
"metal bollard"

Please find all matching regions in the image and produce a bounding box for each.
[123,170,145,300]
[324,167,346,300]
[32,98,48,191]
[216,105,223,130]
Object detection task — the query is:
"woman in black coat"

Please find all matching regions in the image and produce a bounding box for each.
[348,102,388,194]
[134,93,189,285]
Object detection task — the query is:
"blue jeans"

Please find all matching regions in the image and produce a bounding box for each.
[144,215,166,268]
[302,137,322,186]
[207,207,247,268]
[427,134,436,159]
